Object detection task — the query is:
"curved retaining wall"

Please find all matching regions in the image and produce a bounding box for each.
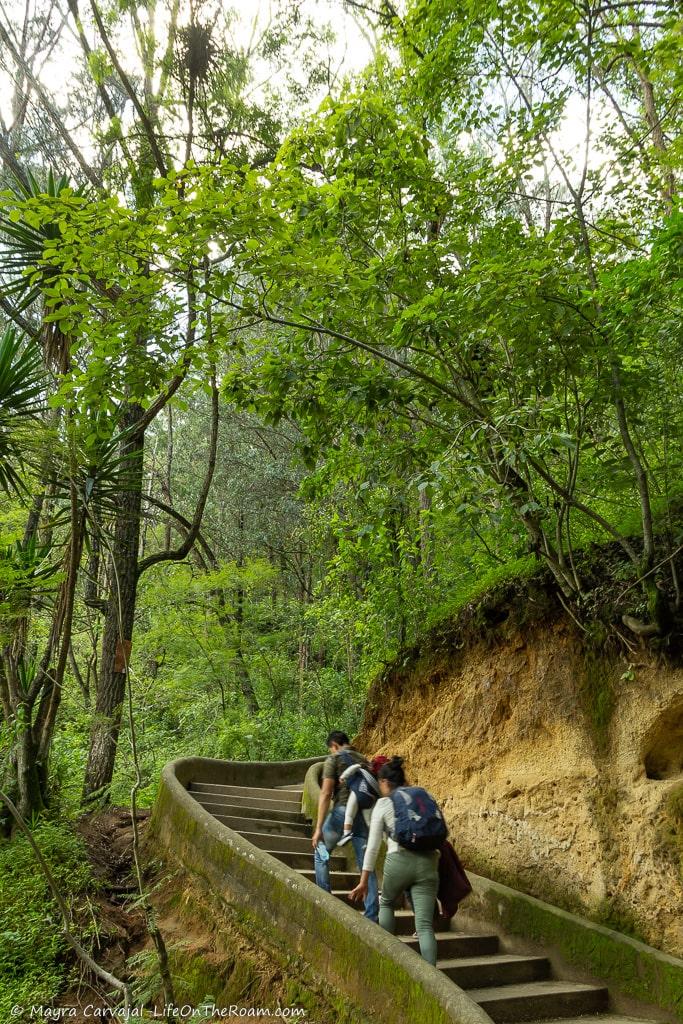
[148,755,494,1024]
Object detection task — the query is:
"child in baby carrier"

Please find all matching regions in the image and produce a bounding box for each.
[337,755,390,847]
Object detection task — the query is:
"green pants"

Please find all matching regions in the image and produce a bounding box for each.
[379,848,440,965]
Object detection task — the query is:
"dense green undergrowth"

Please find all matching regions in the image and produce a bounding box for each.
[0,819,95,1019]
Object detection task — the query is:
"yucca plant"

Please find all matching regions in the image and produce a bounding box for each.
[0,168,84,370]
[0,327,44,495]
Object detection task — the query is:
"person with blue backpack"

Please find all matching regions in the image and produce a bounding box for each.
[348,756,448,965]
[311,731,379,922]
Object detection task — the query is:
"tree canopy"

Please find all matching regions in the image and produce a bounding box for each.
[0,0,680,822]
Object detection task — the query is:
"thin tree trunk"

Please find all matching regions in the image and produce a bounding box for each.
[16,699,45,819]
[35,487,86,774]
[164,406,173,549]
[234,507,259,716]
[632,59,675,208]
[611,363,655,571]
[418,485,433,573]
[82,405,145,804]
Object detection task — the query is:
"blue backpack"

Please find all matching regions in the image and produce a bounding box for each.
[337,750,380,811]
[390,786,448,852]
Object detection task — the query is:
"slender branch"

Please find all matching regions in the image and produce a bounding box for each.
[142,494,218,567]
[220,294,477,413]
[525,451,639,563]
[65,0,136,173]
[0,7,103,189]
[0,131,31,189]
[86,0,168,177]
[0,292,34,334]
[619,542,683,599]
[137,368,219,576]
[131,277,200,437]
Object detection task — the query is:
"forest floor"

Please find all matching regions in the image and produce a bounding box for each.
[48,805,289,1021]
[51,806,151,1020]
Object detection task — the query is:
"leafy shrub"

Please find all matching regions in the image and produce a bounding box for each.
[0,819,95,1019]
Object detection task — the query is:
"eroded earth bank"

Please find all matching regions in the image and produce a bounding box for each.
[355,580,683,958]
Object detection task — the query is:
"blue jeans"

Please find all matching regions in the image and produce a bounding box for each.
[314,803,379,922]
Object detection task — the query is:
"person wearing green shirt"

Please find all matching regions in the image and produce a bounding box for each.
[311,730,379,922]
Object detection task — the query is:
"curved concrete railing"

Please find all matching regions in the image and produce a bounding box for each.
[148,755,494,1024]
[301,758,324,821]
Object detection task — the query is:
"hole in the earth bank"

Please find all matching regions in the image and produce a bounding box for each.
[643,699,683,780]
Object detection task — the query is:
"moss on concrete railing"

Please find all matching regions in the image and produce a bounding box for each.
[301,759,323,822]
[462,874,683,1022]
[148,755,494,1024]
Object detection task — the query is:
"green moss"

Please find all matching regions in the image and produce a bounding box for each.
[578,652,617,752]
[593,897,650,946]
[144,864,371,1024]
[169,950,237,1007]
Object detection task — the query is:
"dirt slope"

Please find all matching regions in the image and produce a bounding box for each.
[355,588,683,957]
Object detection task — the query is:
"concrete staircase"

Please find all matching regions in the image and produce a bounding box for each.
[186,780,652,1024]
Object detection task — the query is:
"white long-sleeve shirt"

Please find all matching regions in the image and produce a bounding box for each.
[341,762,376,828]
[362,796,400,872]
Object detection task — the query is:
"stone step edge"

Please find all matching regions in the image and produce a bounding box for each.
[437,955,549,969]
[400,933,499,943]
[467,980,609,1002]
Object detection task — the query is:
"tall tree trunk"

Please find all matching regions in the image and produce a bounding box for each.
[16,701,45,819]
[34,491,86,781]
[0,654,45,823]
[2,472,85,822]
[82,405,144,804]
[234,507,259,716]
[165,405,173,549]
[418,485,433,573]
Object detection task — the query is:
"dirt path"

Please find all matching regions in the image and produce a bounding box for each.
[51,807,150,1019]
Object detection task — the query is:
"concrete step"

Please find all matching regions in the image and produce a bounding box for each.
[189,789,302,813]
[401,933,500,958]
[338,897,416,935]
[438,954,550,989]
[234,830,317,853]
[299,868,359,888]
[393,909,417,935]
[211,813,311,837]
[535,1018,651,1024]
[194,799,306,824]
[268,849,347,871]
[189,782,303,803]
[468,980,609,1022]
[535,1018,652,1024]
[330,889,391,917]
[191,769,660,1024]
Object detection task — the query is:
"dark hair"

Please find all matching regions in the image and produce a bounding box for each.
[378,756,406,788]
[326,730,350,747]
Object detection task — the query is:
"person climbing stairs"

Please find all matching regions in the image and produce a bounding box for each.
[185,778,655,1024]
